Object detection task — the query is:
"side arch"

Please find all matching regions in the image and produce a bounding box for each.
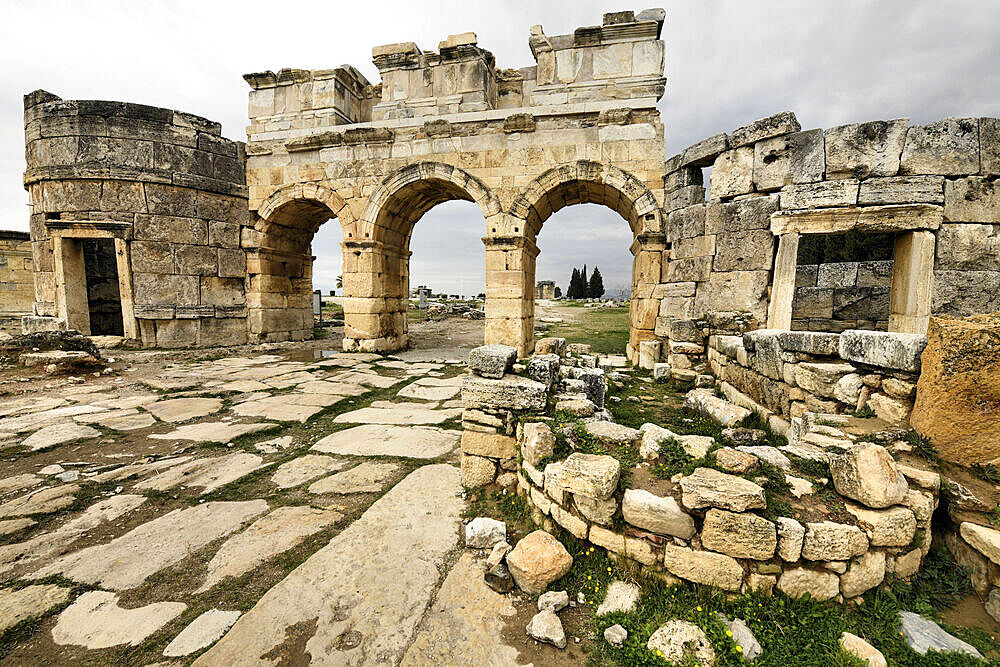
[509,161,662,239]
[255,183,354,237]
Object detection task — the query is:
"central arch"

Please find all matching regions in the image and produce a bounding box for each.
[505,161,665,359]
[342,162,500,352]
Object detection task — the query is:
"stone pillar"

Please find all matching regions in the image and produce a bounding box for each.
[52,236,90,334]
[246,248,312,343]
[766,232,800,330]
[484,235,537,357]
[889,231,935,334]
[629,234,665,360]
[341,240,409,352]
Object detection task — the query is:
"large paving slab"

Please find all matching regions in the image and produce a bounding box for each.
[297,380,368,397]
[148,421,276,443]
[231,396,326,422]
[0,584,72,633]
[134,453,266,495]
[22,423,100,451]
[311,424,458,459]
[163,609,242,657]
[34,500,268,590]
[331,371,401,389]
[0,473,42,494]
[193,464,463,666]
[0,484,78,518]
[397,381,461,401]
[196,505,343,593]
[307,462,401,494]
[402,552,526,666]
[333,406,462,425]
[144,398,224,423]
[52,591,186,649]
[270,455,348,489]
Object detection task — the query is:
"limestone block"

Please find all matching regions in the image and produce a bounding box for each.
[729,111,801,148]
[132,241,173,274]
[534,337,567,355]
[505,530,573,594]
[910,314,1000,465]
[665,185,705,211]
[461,455,496,487]
[830,444,908,508]
[678,467,765,511]
[824,119,909,179]
[794,362,855,398]
[901,118,980,175]
[680,133,728,168]
[621,489,695,538]
[134,214,206,244]
[700,509,776,560]
[468,344,518,379]
[840,632,888,667]
[840,550,886,598]
[199,318,247,346]
[982,117,1000,176]
[777,331,841,355]
[753,129,825,191]
[664,167,703,192]
[845,504,916,546]
[134,273,199,307]
[933,270,1000,316]
[637,341,660,370]
[936,224,1000,271]
[817,262,859,288]
[461,431,516,459]
[800,522,869,561]
[712,230,774,272]
[944,178,1000,223]
[661,544,743,590]
[666,204,706,241]
[521,422,555,467]
[705,195,778,233]
[218,249,246,278]
[780,180,859,209]
[866,392,912,425]
[710,147,754,198]
[573,494,617,526]
[557,453,620,500]
[670,235,716,259]
[693,271,770,319]
[527,354,560,388]
[777,517,805,561]
[858,176,945,205]
[838,330,926,372]
[857,260,894,287]
[461,375,547,411]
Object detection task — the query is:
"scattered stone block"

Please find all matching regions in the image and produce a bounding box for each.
[505,530,573,594]
[898,610,983,657]
[604,623,627,647]
[537,590,569,613]
[595,580,641,615]
[646,620,715,665]
[469,344,518,379]
[839,631,887,667]
[462,375,547,411]
[526,609,566,649]
[466,517,507,549]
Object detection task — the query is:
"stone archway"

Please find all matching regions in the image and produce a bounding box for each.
[342,162,501,352]
[247,184,354,342]
[498,161,666,357]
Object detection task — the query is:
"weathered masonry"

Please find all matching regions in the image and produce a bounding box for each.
[242,9,668,356]
[23,90,249,347]
[0,230,34,331]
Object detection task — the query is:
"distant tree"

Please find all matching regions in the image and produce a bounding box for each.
[336,274,343,289]
[554,286,562,298]
[588,266,605,298]
[580,265,588,296]
[568,268,581,298]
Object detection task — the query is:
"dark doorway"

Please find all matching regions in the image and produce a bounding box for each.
[82,239,124,336]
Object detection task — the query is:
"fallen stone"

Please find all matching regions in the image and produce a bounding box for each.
[647,620,715,665]
[485,561,515,594]
[462,455,497,487]
[505,530,573,594]
[144,398,224,423]
[839,631,887,667]
[469,344,518,379]
[466,517,507,549]
[526,609,567,649]
[554,397,597,416]
[537,590,569,613]
[35,500,268,589]
[535,337,567,356]
[193,465,463,666]
[0,584,72,633]
[307,461,400,494]
[595,580,641,615]
[163,609,242,657]
[52,591,186,649]
[684,388,751,426]
[679,467,766,511]
[722,427,766,447]
[725,616,762,661]
[715,447,759,473]
[638,423,678,460]
[830,444,908,508]
[487,541,512,569]
[270,455,347,489]
[22,423,100,451]
[622,489,695,538]
[604,623,627,648]
[196,505,342,593]
[898,610,983,658]
[149,421,276,443]
[135,452,265,495]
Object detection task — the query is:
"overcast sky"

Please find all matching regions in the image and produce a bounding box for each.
[3,1,999,296]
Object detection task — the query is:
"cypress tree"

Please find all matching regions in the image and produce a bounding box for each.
[580,264,588,297]
[569,268,581,298]
[588,266,605,298]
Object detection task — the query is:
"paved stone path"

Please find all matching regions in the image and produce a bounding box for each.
[0,346,531,664]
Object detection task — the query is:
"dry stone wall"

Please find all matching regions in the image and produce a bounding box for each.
[23,90,248,347]
[793,261,892,332]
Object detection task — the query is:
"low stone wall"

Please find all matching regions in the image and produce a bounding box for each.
[792,261,892,332]
[707,329,925,430]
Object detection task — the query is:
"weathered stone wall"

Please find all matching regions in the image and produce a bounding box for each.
[243,10,668,356]
[657,113,999,343]
[792,261,892,332]
[24,90,248,346]
[0,231,34,330]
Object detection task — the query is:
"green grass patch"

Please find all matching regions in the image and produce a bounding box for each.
[543,307,630,355]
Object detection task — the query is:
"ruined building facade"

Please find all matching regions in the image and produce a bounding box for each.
[19,9,999,358]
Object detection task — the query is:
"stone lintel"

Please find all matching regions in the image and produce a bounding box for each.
[770,204,943,236]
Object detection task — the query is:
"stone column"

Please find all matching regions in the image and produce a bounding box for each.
[766,232,800,330]
[341,240,409,352]
[484,235,537,357]
[246,248,312,343]
[629,234,665,360]
[889,230,935,334]
[52,236,90,334]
